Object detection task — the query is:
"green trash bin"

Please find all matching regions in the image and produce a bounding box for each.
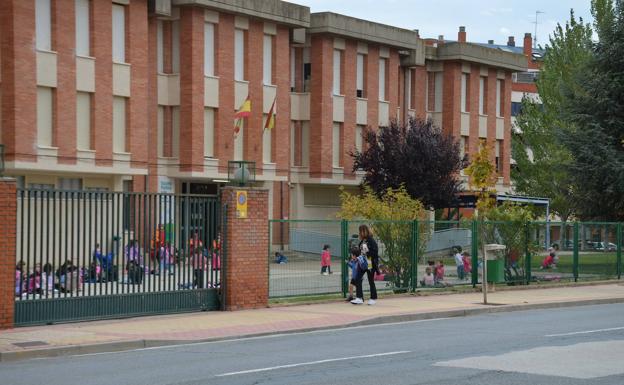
[487,259,505,283]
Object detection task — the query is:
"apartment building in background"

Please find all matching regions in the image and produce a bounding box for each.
[0,0,527,222]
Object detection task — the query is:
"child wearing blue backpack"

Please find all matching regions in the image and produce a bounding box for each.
[349,247,368,305]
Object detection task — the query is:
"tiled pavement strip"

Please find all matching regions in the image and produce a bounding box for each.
[1,284,624,361]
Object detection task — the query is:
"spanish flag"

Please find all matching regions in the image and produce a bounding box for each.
[263,98,276,131]
[234,97,251,138]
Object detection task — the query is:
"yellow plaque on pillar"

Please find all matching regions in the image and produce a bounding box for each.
[236,191,248,218]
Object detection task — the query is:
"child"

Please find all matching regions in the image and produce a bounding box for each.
[350,247,369,305]
[462,251,472,278]
[420,266,435,287]
[320,244,332,275]
[15,261,25,297]
[434,260,445,283]
[275,252,288,264]
[42,263,55,293]
[454,248,465,280]
[346,251,357,302]
[541,248,556,269]
[191,251,208,288]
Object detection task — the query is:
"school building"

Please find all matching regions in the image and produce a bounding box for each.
[0,0,529,222]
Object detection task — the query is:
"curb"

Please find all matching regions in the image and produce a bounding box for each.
[2,296,624,363]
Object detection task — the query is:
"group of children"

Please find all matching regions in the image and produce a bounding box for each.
[15,259,81,296]
[454,249,472,280]
[421,260,448,287]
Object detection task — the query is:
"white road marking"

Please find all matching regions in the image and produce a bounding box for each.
[215,351,411,377]
[545,326,624,337]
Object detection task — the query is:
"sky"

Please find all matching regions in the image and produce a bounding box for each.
[287,0,594,47]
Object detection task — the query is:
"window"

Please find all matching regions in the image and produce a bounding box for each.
[234,120,244,160]
[75,0,90,56]
[496,79,503,117]
[356,54,365,98]
[460,136,469,158]
[495,140,502,173]
[332,123,342,168]
[405,68,412,109]
[35,0,51,51]
[157,106,164,157]
[113,96,126,153]
[511,102,522,117]
[333,49,342,95]
[434,72,443,112]
[479,77,487,115]
[204,108,214,157]
[156,21,164,72]
[76,92,92,150]
[204,23,215,76]
[263,35,273,85]
[461,73,470,113]
[112,4,126,62]
[58,178,82,190]
[290,48,295,91]
[234,29,245,81]
[37,87,53,147]
[171,106,180,157]
[171,20,180,73]
[355,125,364,153]
[262,118,272,163]
[303,47,311,92]
[378,58,387,101]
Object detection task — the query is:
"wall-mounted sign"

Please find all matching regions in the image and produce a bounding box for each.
[236,190,248,218]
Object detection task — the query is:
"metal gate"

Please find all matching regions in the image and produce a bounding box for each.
[14,189,226,326]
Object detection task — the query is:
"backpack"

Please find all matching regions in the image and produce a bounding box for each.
[357,255,368,271]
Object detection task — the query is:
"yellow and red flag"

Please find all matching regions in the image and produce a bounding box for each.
[234,97,251,138]
[263,97,276,131]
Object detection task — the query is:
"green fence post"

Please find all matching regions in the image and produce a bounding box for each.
[617,223,622,280]
[411,220,418,292]
[573,222,579,282]
[341,219,348,298]
[525,222,531,285]
[471,219,479,287]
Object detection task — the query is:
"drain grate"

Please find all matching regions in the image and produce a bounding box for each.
[12,341,49,348]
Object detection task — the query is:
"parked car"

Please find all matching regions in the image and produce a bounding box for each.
[594,242,617,252]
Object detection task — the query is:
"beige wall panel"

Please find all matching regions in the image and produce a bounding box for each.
[112,63,131,97]
[37,51,57,87]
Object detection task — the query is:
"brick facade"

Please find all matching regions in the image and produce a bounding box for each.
[221,187,269,310]
[0,179,17,330]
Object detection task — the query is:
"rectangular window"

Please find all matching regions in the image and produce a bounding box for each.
[75,0,90,56]
[356,54,365,98]
[495,140,502,173]
[157,20,164,73]
[171,20,180,73]
[157,106,164,157]
[479,77,487,115]
[461,73,468,113]
[112,4,126,62]
[355,125,364,153]
[234,29,245,81]
[290,48,296,91]
[301,121,310,167]
[378,58,387,101]
[234,121,244,161]
[434,72,443,112]
[204,108,214,157]
[332,123,342,168]
[76,92,92,150]
[204,23,215,76]
[333,49,342,95]
[58,178,82,190]
[303,47,311,92]
[263,35,273,85]
[113,97,126,153]
[496,79,503,117]
[35,0,52,51]
[405,68,412,109]
[511,102,522,117]
[262,118,272,163]
[37,87,53,147]
[171,106,180,157]
[460,136,469,158]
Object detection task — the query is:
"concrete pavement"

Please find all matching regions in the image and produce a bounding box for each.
[1,283,624,362]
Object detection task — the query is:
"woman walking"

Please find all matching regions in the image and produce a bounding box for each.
[353,224,379,305]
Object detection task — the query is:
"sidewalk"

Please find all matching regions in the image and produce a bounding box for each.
[1,283,624,362]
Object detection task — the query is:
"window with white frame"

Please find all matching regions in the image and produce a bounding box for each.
[479,76,487,115]
[355,125,364,153]
[37,87,54,147]
[263,35,273,85]
[378,58,387,101]
[332,123,342,168]
[496,79,503,117]
[234,29,245,81]
[76,92,92,150]
[113,96,127,153]
[157,20,164,72]
[356,54,365,98]
[75,0,90,56]
[171,20,180,73]
[461,73,468,113]
[204,108,214,157]
[405,68,412,109]
[290,47,296,91]
[112,4,126,62]
[35,0,51,51]
[434,72,443,112]
[333,49,342,95]
[204,23,215,76]
[495,140,502,173]
[157,105,164,157]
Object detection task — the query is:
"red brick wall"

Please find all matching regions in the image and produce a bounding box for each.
[388,50,399,121]
[366,45,379,129]
[273,25,291,177]
[0,179,17,329]
[216,14,235,173]
[468,65,480,157]
[342,40,356,177]
[413,66,427,120]
[0,0,37,162]
[179,6,204,172]
[503,72,512,184]
[442,61,461,137]
[92,0,113,167]
[53,0,77,165]
[221,187,269,310]
[486,69,497,165]
[309,35,333,178]
[146,15,159,192]
[245,21,263,172]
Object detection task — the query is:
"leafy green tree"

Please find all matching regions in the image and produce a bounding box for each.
[512,9,593,225]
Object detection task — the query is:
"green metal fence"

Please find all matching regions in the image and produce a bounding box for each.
[15,189,224,326]
[269,219,623,298]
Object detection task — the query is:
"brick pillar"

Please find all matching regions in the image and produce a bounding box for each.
[413,66,427,120]
[502,72,512,185]
[245,20,264,172]
[0,179,17,329]
[366,46,379,129]
[92,0,113,167]
[309,35,334,178]
[442,62,461,138]
[468,65,480,157]
[216,14,235,172]
[486,69,497,164]
[273,25,291,178]
[221,187,269,310]
[342,40,357,178]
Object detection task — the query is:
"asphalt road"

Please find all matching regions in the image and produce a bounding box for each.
[2,303,624,385]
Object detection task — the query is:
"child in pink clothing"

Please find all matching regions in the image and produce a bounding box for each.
[320,244,332,275]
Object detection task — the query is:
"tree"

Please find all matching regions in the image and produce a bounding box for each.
[465,140,497,216]
[559,0,624,220]
[511,10,593,224]
[351,118,463,210]
[338,185,427,291]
